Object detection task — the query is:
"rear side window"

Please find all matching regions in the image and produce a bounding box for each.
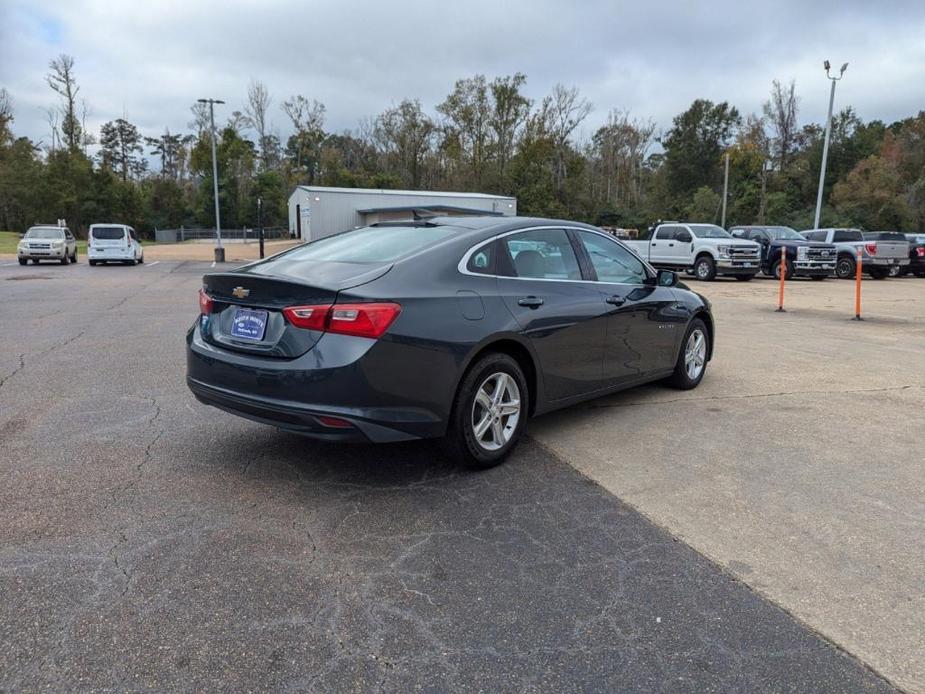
[655,226,677,240]
[801,231,823,241]
[280,225,458,264]
[466,242,496,274]
[92,227,127,240]
[504,229,582,280]
[833,229,863,242]
[864,232,906,241]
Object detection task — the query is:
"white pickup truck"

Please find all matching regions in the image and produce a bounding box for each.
[625,223,762,281]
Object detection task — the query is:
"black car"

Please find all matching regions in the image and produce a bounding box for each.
[728,225,836,280]
[900,233,925,277]
[187,217,714,467]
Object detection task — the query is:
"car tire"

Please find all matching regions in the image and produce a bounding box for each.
[734,274,754,281]
[70,250,77,263]
[89,260,97,266]
[666,318,709,390]
[867,268,888,280]
[443,352,529,469]
[835,254,856,279]
[60,255,68,265]
[915,271,925,278]
[771,259,794,280]
[138,254,144,264]
[18,258,27,266]
[694,256,716,281]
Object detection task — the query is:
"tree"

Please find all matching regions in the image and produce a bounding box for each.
[146,129,194,180]
[686,185,721,222]
[0,88,13,145]
[437,75,492,188]
[281,95,326,181]
[244,79,276,171]
[46,54,81,153]
[488,73,531,187]
[99,118,146,182]
[763,79,799,172]
[374,99,435,188]
[661,99,740,205]
[538,84,592,193]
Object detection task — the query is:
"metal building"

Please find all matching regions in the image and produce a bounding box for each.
[287,186,517,241]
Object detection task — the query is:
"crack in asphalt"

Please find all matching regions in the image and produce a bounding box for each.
[0,353,26,393]
[583,383,920,410]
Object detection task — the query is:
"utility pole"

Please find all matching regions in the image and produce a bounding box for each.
[720,151,730,228]
[813,61,848,230]
[257,196,265,259]
[198,98,226,262]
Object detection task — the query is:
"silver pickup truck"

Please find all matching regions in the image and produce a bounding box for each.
[801,228,910,279]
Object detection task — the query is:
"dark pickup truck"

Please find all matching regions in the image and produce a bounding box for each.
[729,225,837,280]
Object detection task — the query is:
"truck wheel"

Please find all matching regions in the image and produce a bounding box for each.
[18,258,27,266]
[666,318,709,390]
[771,260,794,280]
[835,255,856,279]
[867,268,888,280]
[694,256,716,281]
[442,352,529,469]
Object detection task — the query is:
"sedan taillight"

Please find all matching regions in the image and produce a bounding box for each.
[283,302,401,338]
[199,288,213,315]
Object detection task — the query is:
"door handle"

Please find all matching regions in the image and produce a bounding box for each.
[517,296,544,308]
[668,243,675,247]
[605,295,626,306]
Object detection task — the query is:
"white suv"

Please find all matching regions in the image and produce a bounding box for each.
[17,226,78,265]
[87,224,144,266]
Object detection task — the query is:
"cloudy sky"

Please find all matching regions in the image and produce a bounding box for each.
[2,0,924,149]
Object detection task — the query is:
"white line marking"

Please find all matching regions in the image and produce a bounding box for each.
[146,261,161,267]
[0,262,18,267]
[210,261,216,268]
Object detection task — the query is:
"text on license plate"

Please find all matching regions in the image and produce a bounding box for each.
[230,308,268,341]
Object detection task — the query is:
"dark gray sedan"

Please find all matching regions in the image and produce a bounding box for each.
[187,216,714,467]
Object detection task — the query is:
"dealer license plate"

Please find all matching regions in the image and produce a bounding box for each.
[230,308,268,341]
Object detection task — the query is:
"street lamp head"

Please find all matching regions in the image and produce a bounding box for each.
[824,59,831,72]
[840,63,848,75]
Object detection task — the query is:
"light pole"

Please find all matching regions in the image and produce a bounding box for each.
[812,61,847,230]
[198,97,225,262]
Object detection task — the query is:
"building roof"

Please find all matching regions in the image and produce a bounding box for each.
[293,185,515,201]
[356,204,505,216]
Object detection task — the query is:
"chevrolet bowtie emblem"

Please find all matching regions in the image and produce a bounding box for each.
[232,286,250,299]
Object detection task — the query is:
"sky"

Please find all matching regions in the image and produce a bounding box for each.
[2,0,924,152]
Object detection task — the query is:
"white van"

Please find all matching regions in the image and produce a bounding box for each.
[87,224,144,265]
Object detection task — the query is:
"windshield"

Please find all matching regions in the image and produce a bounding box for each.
[91,226,127,240]
[763,227,804,240]
[271,225,459,264]
[25,227,65,240]
[689,224,731,239]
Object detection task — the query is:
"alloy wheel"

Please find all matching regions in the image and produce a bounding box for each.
[471,372,521,452]
[685,329,706,381]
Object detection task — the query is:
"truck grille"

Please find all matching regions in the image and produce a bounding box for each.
[807,247,835,260]
[729,246,759,259]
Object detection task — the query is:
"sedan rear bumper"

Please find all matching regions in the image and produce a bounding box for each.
[186,323,448,443]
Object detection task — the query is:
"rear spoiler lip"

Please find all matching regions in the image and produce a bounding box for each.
[202,263,394,295]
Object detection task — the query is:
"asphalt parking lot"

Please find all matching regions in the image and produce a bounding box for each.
[0,260,917,691]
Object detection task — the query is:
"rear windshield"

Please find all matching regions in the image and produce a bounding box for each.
[91,227,127,240]
[278,225,458,264]
[863,232,906,241]
[25,228,65,239]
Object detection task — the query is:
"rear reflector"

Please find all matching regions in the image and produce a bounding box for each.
[283,302,401,339]
[316,415,353,429]
[199,288,213,315]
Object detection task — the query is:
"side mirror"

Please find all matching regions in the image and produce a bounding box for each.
[656,269,678,287]
[677,232,692,243]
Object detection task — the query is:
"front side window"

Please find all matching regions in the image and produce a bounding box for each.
[577,232,647,285]
[504,229,582,280]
